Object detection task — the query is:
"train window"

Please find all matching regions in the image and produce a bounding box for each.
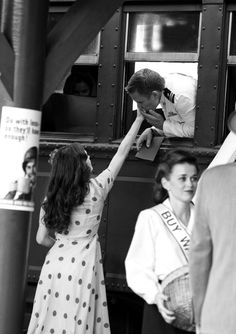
[229,12,236,57]
[41,65,98,134]
[126,12,199,56]
[122,7,200,135]
[224,11,236,139]
[41,6,100,135]
[130,62,198,110]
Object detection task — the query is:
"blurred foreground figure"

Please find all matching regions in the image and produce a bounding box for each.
[190,111,236,334]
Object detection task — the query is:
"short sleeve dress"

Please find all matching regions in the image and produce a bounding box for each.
[27,168,114,334]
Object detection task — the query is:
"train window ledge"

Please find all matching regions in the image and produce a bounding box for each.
[40,133,95,146]
[112,136,194,148]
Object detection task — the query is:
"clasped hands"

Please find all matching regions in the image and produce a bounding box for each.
[139,107,165,130]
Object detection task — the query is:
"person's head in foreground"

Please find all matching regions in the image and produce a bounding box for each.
[43,143,93,233]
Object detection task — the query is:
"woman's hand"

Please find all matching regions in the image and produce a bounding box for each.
[155,291,176,324]
[136,106,145,121]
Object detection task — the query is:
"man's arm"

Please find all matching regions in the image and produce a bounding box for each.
[163,95,195,137]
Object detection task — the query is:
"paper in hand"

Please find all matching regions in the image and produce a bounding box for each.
[135,136,164,161]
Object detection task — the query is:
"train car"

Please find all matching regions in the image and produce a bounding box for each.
[23,0,236,332]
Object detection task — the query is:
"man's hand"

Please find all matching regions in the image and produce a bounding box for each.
[140,109,165,130]
[136,128,153,150]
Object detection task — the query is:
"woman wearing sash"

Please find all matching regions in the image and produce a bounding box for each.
[125,149,198,334]
[125,118,236,334]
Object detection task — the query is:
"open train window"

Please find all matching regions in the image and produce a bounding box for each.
[122,6,201,137]
[41,5,99,135]
[41,65,98,134]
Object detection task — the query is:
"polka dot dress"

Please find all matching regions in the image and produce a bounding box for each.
[27,169,114,334]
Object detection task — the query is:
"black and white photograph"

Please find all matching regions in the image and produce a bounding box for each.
[0,1,236,334]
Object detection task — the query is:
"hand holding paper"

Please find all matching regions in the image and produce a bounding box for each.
[135,137,164,161]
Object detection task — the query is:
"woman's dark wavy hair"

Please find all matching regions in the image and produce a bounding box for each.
[153,149,199,204]
[42,143,91,233]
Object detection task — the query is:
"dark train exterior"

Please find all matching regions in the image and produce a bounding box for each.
[1,0,235,333]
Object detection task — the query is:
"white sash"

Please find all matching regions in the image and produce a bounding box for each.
[153,204,190,262]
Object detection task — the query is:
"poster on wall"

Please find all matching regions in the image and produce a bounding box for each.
[0,106,41,211]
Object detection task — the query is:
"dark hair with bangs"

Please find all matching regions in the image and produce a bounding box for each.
[125,68,165,97]
[153,149,199,204]
[42,143,91,233]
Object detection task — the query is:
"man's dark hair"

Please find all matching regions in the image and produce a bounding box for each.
[125,68,165,96]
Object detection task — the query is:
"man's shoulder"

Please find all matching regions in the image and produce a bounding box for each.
[203,163,236,180]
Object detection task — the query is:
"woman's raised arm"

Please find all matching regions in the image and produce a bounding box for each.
[108,110,144,180]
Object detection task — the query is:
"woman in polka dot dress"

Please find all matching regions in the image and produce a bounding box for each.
[27,110,144,334]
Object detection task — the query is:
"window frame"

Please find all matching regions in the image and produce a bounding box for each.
[221,6,236,141]
[227,10,236,63]
[120,4,201,141]
[124,4,202,63]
